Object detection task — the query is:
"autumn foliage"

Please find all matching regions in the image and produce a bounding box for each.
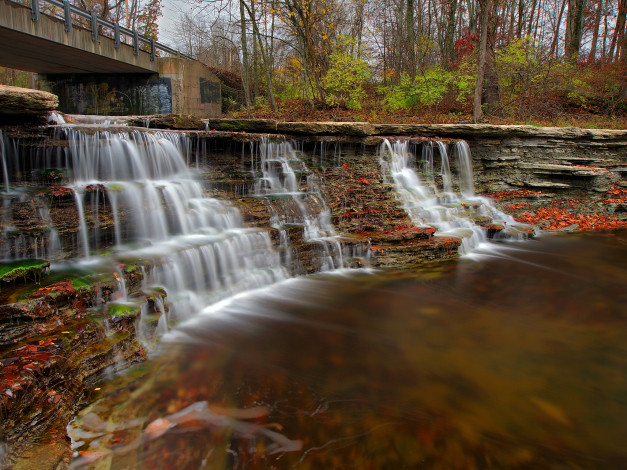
[486,183,627,232]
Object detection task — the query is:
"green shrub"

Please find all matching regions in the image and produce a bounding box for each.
[382,65,451,111]
[323,36,370,110]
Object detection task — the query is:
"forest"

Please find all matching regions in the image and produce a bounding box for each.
[2,0,627,127]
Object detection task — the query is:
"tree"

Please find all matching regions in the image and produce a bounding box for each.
[565,0,587,59]
[473,0,492,122]
[323,36,370,109]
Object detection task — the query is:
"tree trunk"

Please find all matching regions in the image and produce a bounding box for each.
[516,0,524,38]
[610,0,627,62]
[473,0,492,122]
[526,0,538,36]
[550,0,567,58]
[251,0,260,99]
[467,0,478,34]
[239,0,251,109]
[241,0,277,111]
[443,0,458,65]
[617,0,627,99]
[407,0,416,74]
[588,0,603,62]
[565,0,587,60]
[396,1,405,75]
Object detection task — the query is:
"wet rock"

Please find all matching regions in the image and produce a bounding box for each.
[0,270,149,468]
[0,259,50,286]
[373,123,627,141]
[277,121,375,136]
[483,224,505,238]
[206,118,278,133]
[370,236,461,269]
[522,181,571,189]
[127,114,206,130]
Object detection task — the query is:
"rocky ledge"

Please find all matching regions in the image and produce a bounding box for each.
[0,86,58,125]
[199,118,627,142]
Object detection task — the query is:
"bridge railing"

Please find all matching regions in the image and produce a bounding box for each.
[11,0,193,61]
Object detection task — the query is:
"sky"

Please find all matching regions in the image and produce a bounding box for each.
[157,0,189,48]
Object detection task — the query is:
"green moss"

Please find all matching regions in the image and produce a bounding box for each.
[68,276,91,289]
[28,227,51,236]
[4,230,22,238]
[39,168,68,181]
[218,120,247,131]
[107,183,124,192]
[107,302,142,318]
[263,194,292,201]
[124,264,139,274]
[0,259,50,284]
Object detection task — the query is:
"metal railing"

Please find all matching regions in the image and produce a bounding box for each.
[11,0,193,61]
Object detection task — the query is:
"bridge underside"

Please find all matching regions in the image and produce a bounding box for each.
[0,1,157,74]
[0,27,155,74]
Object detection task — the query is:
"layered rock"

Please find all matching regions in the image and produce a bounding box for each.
[0,86,58,124]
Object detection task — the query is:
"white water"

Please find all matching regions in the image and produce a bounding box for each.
[250,138,354,272]
[53,128,289,328]
[0,129,63,260]
[0,131,9,194]
[380,139,532,254]
[0,125,370,336]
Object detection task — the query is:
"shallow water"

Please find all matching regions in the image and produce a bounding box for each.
[70,231,627,469]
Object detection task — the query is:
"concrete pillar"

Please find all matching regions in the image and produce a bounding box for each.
[158,58,221,117]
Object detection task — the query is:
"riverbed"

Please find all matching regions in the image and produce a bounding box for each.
[67,231,627,469]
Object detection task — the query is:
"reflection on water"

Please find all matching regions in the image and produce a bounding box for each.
[70,232,627,469]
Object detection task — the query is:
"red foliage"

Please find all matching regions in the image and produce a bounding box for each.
[0,338,61,399]
[515,206,627,231]
[85,184,106,192]
[49,186,73,197]
[30,281,76,298]
[504,203,531,211]
[454,34,479,58]
[485,190,544,199]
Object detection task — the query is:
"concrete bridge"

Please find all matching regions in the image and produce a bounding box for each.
[0,0,221,116]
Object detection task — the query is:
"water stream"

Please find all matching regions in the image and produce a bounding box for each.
[380,139,532,254]
[67,231,627,469]
[249,137,351,272]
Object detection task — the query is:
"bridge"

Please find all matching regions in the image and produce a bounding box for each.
[0,0,221,116]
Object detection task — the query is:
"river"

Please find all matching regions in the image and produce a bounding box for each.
[69,230,627,469]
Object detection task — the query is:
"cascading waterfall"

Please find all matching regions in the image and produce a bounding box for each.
[380,138,532,254]
[0,130,62,260]
[56,128,289,326]
[0,126,294,335]
[0,130,9,193]
[249,137,347,272]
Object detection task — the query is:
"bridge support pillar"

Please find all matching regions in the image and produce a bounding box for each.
[158,58,221,117]
[36,59,220,117]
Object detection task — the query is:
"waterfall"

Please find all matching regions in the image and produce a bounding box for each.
[0,125,374,333]
[0,130,63,260]
[48,128,289,324]
[249,137,347,272]
[0,131,9,193]
[380,139,532,254]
